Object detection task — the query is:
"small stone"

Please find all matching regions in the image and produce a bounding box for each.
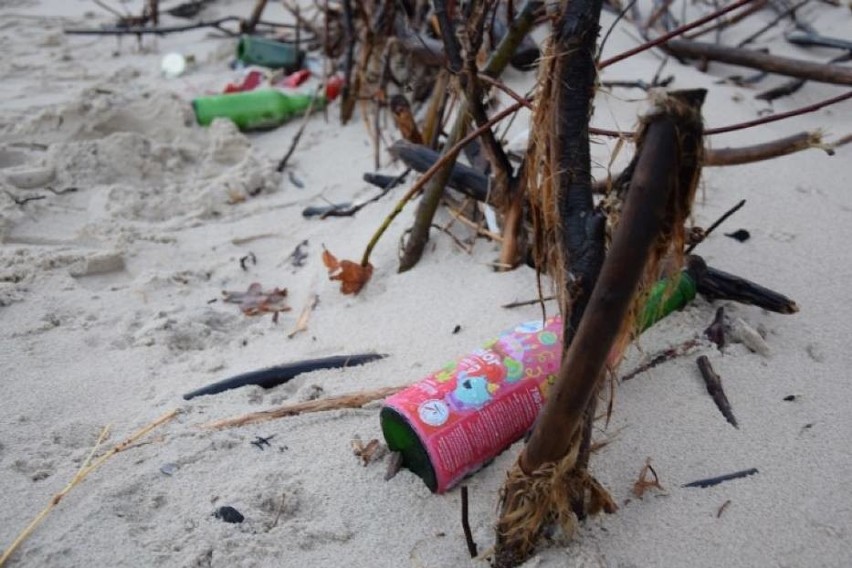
[213,505,244,524]
[160,462,179,476]
[4,166,55,189]
[69,252,125,277]
[732,318,770,357]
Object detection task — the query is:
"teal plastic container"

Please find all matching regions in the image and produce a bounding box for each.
[237,35,303,72]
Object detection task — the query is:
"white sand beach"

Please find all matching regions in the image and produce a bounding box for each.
[1,1,851,566]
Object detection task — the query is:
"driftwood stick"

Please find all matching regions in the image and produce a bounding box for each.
[599,0,753,68]
[683,0,768,40]
[785,30,852,52]
[696,355,738,428]
[523,111,685,471]
[243,0,269,33]
[705,90,852,135]
[498,162,527,269]
[665,39,852,85]
[704,131,826,166]
[0,410,179,566]
[202,386,405,430]
[757,53,852,102]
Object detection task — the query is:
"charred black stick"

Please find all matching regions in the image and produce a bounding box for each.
[696,355,738,428]
[785,29,852,52]
[388,140,489,202]
[693,259,799,314]
[683,467,759,488]
[461,486,478,558]
[182,353,386,400]
[433,0,463,73]
[363,170,409,190]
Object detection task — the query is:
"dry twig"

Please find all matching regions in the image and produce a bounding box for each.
[0,410,179,566]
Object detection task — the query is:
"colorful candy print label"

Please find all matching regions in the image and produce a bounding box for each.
[383,317,563,492]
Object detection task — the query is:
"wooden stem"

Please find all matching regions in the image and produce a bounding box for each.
[522,114,682,472]
[599,0,754,69]
[244,0,268,33]
[202,386,404,430]
[704,131,825,166]
[665,39,852,85]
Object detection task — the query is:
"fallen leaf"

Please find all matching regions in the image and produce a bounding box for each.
[222,283,291,317]
[288,293,319,338]
[351,435,387,466]
[322,247,372,295]
[632,457,664,499]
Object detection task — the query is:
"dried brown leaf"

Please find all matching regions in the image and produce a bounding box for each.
[632,457,665,498]
[222,283,291,316]
[322,247,373,295]
[351,435,387,466]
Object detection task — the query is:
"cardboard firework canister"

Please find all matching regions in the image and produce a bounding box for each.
[380,317,563,493]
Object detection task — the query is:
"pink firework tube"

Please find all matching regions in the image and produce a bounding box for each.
[380,317,563,493]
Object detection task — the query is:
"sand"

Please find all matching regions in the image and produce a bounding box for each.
[1,1,851,566]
